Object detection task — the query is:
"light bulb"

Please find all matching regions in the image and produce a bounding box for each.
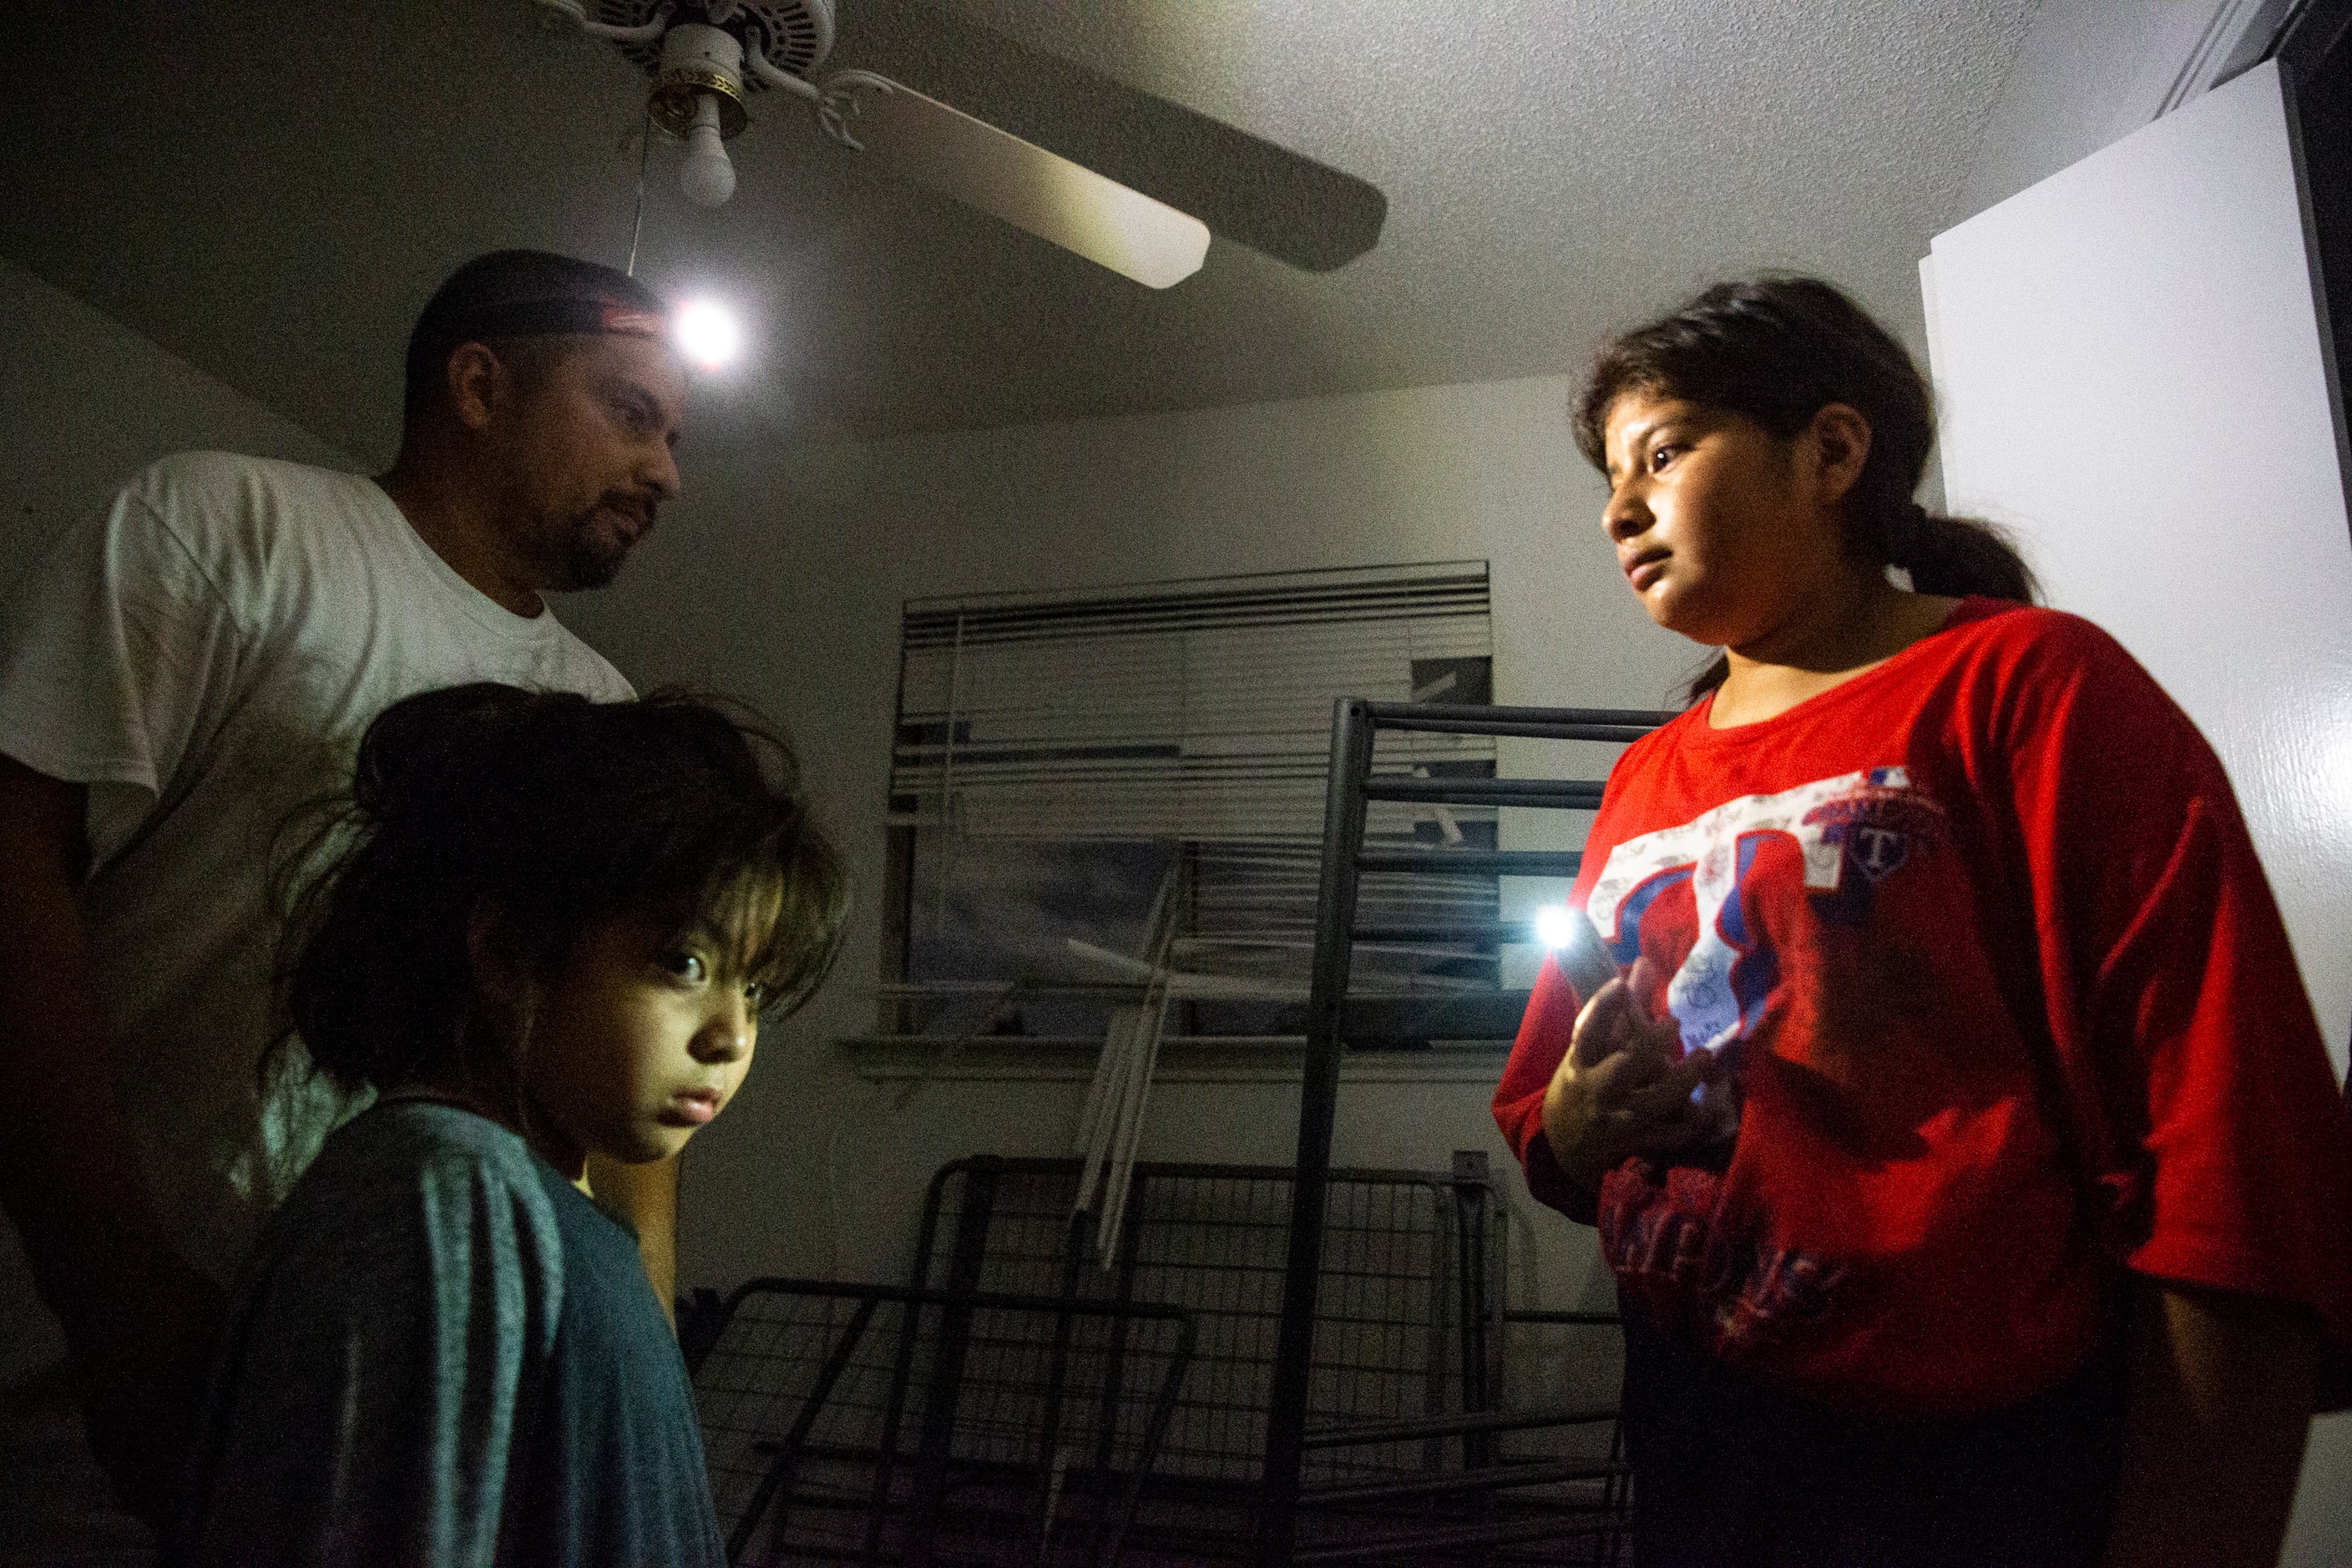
[679,94,736,208]
[673,298,743,370]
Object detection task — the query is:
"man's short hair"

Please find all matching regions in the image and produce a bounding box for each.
[402,250,670,422]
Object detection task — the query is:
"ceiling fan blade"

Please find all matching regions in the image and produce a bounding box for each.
[837,1,1385,273]
[824,73,1208,288]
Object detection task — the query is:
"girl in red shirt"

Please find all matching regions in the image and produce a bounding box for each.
[1492,276,2352,1566]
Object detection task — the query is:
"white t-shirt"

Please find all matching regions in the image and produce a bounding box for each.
[0,452,633,1380]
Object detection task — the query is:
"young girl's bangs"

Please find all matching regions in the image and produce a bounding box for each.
[678,842,847,1019]
[654,808,847,1019]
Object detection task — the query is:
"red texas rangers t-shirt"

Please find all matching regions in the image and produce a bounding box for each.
[1493,599,2352,1416]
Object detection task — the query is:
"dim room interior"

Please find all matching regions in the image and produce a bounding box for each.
[3,1,2351,1562]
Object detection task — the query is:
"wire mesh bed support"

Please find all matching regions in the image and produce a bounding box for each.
[904,1153,1517,1557]
[905,1154,1658,1564]
[1252,699,1674,1568]
[698,1161,1636,1563]
[695,1278,1197,1566]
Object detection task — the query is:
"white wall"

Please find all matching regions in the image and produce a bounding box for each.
[561,375,1701,1306]
[0,257,353,599]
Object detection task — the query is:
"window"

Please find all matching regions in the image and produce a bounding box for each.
[879,562,1500,1044]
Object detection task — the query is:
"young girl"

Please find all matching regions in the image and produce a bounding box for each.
[1491,277,2352,1567]
[175,683,847,1565]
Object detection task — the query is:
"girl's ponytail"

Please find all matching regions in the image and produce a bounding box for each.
[1885,502,2038,604]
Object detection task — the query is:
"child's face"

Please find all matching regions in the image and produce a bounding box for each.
[517,912,767,1179]
[1598,392,1846,649]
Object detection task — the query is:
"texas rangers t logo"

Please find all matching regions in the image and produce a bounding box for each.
[1585,767,1944,1058]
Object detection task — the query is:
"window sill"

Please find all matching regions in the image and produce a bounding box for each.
[839,1034,1513,1085]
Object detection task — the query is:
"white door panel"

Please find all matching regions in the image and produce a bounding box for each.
[1927,59,2352,1076]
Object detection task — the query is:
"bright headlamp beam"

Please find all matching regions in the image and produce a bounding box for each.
[673,298,743,370]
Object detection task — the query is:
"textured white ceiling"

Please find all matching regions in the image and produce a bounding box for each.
[0,2,2040,456]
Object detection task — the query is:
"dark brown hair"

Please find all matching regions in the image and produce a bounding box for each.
[402,249,669,423]
[276,684,849,1098]
[1574,276,2036,699]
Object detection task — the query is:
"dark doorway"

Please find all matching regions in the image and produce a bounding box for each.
[2278,3,2352,504]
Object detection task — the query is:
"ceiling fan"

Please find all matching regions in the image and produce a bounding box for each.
[533,0,1386,289]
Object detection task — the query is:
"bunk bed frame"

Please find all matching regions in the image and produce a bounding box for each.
[1253,699,1672,1567]
[690,698,1672,1565]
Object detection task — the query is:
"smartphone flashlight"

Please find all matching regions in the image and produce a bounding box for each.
[1534,903,1621,999]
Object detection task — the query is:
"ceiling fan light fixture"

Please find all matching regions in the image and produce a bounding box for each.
[679,94,736,206]
[541,0,1378,285]
[647,21,747,139]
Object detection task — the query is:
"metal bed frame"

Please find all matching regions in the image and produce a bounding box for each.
[696,1277,1197,1566]
[695,1152,1631,1566]
[691,699,1667,1565]
[903,1153,1515,1562]
[1252,699,1673,1567]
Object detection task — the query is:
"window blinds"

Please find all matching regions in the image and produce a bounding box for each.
[890,561,1500,1015]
